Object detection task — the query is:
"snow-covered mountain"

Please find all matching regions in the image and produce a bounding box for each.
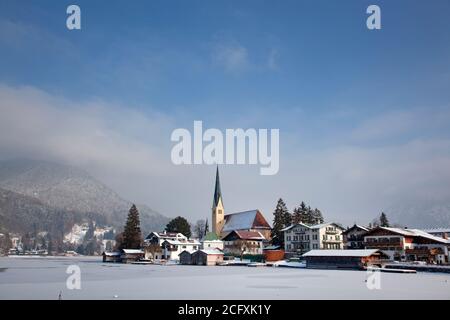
[0,159,169,235]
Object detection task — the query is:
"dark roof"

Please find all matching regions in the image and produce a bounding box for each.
[213,166,222,208]
[222,209,271,232]
[342,224,370,235]
[222,230,265,241]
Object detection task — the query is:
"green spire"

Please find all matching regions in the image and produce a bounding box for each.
[213,165,222,208]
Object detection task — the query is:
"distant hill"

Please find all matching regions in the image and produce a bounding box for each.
[0,186,104,236]
[0,159,169,236]
[384,202,450,229]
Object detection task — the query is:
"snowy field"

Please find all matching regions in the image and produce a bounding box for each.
[0,256,449,300]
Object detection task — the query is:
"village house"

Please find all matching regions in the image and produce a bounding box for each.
[342,224,370,249]
[179,250,193,265]
[102,251,121,263]
[363,227,450,264]
[283,222,344,255]
[179,248,224,266]
[302,249,390,270]
[161,238,200,261]
[201,232,224,250]
[222,230,265,256]
[210,167,272,240]
[143,231,188,260]
[120,249,144,263]
[192,248,224,266]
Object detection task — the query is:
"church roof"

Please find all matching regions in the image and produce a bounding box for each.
[213,166,222,208]
[203,232,219,241]
[222,209,271,232]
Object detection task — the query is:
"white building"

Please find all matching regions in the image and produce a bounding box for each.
[282,222,344,255]
[144,231,188,245]
[201,232,224,250]
[143,231,191,260]
[364,227,450,263]
[161,239,201,261]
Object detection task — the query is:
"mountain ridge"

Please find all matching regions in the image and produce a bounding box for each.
[0,159,169,236]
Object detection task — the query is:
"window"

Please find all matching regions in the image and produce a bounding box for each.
[218,209,222,214]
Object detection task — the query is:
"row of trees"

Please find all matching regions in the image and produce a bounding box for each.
[271,198,325,246]
[116,205,200,250]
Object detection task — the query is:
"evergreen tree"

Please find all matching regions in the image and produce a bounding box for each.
[121,204,142,249]
[298,201,309,224]
[204,218,209,236]
[271,198,291,246]
[379,212,390,227]
[166,216,192,238]
[292,206,302,224]
[312,208,324,224]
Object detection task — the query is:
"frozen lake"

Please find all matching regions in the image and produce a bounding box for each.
[1,256,449,299]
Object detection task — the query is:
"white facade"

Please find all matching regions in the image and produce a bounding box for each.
[161,239,201,261]
[202,240,224,251]
[283,222,344,254]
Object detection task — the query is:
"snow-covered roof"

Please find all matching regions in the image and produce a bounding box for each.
[198,248,224,255]
[162,239,201,246]
[378,227,417,237]
[422,228,450,234]
[145,231,187,240]
[222,210,258,232]
[121,249,144,254]
[222,209,270,232]
[103,251,121,256]
[310,222,344,230]
[281,223,311,232]
[224,230,266,241]
[408,229,450,244]
[302,249,381,258]
[366,227,450,244]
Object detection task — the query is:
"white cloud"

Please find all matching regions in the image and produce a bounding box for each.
[1,83,450,226]
[213,42,249,73]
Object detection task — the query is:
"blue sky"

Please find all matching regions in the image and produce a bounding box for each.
[1,0,450,226]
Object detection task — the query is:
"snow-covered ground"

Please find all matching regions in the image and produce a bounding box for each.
[0,256,449,300]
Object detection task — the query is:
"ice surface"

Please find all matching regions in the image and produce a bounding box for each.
[0,256,449,300]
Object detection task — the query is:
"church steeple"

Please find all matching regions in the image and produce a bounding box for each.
[213,165,222,208]
[212,165,225,235]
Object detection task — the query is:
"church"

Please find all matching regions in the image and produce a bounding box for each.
[211,166,272,240]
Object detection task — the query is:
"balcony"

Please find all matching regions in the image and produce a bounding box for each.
[364,240,402,247]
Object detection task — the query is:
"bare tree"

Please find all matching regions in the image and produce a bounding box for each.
[145,243,162,261]
[193,219,207,239]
